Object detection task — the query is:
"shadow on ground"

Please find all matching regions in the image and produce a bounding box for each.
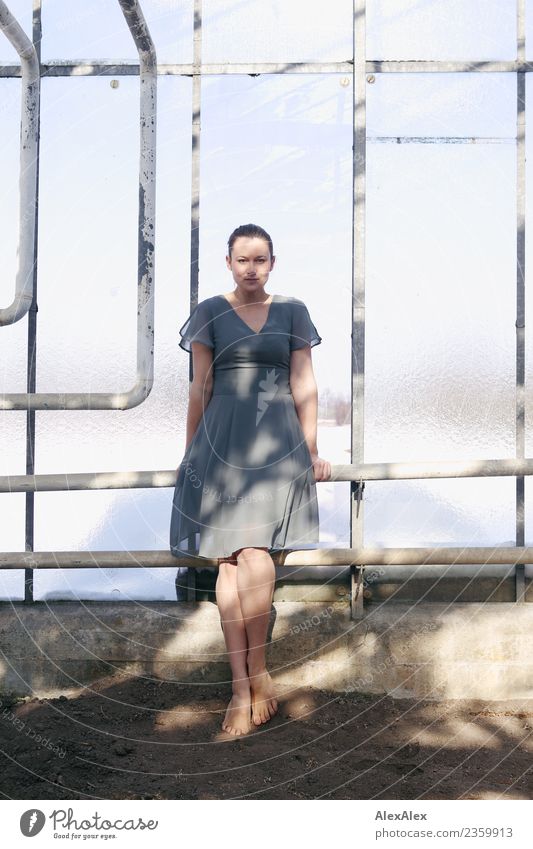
[1,677,533,800]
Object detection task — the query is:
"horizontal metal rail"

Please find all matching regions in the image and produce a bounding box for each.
[1,547,532,569]
[1,60,532,78]
[0,0,39,326]
[0,61,354,76]
[0,0,157,410]
[2,457,533,493]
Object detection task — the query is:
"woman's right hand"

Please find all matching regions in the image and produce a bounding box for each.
[310,452,331,482]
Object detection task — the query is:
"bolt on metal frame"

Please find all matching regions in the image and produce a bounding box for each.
[0,0,529,616]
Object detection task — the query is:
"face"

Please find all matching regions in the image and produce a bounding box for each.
[226,236,275,293]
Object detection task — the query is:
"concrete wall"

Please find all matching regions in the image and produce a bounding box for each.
[0,600,532,700]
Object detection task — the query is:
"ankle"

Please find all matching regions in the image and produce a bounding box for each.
[232,678,250,697]
[247,660,268,678]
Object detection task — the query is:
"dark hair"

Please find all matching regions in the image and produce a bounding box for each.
[227,223,274,260]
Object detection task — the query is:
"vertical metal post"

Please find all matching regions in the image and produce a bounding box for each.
[515,0,526,602]
[24,0,42,603]
[350,0,366,619]
[185,0,203,601]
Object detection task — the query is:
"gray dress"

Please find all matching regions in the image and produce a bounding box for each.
[169,293,322,560]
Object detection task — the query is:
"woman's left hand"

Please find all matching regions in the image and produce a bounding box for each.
[310,452,331,481]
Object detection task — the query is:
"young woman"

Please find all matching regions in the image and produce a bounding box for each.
[170,223,330,736]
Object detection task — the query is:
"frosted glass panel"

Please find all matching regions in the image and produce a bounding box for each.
[34,490,178,601]
[525,479,533,545]
[41,0,193,64]
[0,0,32,62]
[202,0,353,63]
[194,74,352,558]
[0,495,25,600]
[0,77,31,600]
[527,0,533,60]
[365,142,515,463]
[367,73,516,139]
[367,0,516,61]
[365,478,516,547]
[38,76,139,392]
[34,76,193,598]
[523,74,533,456]
[0,79,31,393]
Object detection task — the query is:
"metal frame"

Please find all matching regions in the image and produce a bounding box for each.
[0,0,157,411]
[0,0,529,615]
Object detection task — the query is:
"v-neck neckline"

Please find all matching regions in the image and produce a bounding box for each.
[218,293,276,335]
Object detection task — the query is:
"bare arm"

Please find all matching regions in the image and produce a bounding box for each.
[289,345,318,455]
[289,346,330,481]
[184,341,214,450]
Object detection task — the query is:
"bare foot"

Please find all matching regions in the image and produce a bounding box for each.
[248,667,278,726]
[221,687,252,736]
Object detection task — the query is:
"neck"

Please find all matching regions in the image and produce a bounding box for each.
[233,289,271,305]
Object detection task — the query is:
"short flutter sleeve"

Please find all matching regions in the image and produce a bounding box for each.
[178,299,215,352]
[290,299,322,350]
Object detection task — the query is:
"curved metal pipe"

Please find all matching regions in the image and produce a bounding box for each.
[0,0,157,410]
[0,0,39,327]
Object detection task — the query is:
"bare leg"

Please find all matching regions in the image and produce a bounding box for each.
[235,547,278,726]
[215,558,251,735]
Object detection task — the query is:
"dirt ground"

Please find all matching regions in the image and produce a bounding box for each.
[1,677,532,800]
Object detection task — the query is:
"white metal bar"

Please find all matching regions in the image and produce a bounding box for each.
[0,0,39,326]
[6,456,533,493]
[2,60,532,77]
[4,547,533,569]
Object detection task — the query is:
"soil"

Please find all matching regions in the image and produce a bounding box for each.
[1,678,532,800]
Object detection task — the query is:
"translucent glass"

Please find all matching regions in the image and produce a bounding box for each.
[0,0,32,62]
[527,0,533,60]
[0,495,25,600]
[34,490,180,601]
[0,78,31,599]
[367,0,516,61]
[38,76,141,393]
[34,76,193,599]
[41,0,194,64]
[196,74,353,578]
[364,73,516,551]
[525,478,533,546]
[365,151,516,462]
[202,0,353,63]
[0,79,31,392]
[367,73,516,139]
[365,478,516,548]
[523,75,533,458]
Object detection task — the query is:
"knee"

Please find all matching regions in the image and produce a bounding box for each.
[235,546,268,560]
[217,552,238,566]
